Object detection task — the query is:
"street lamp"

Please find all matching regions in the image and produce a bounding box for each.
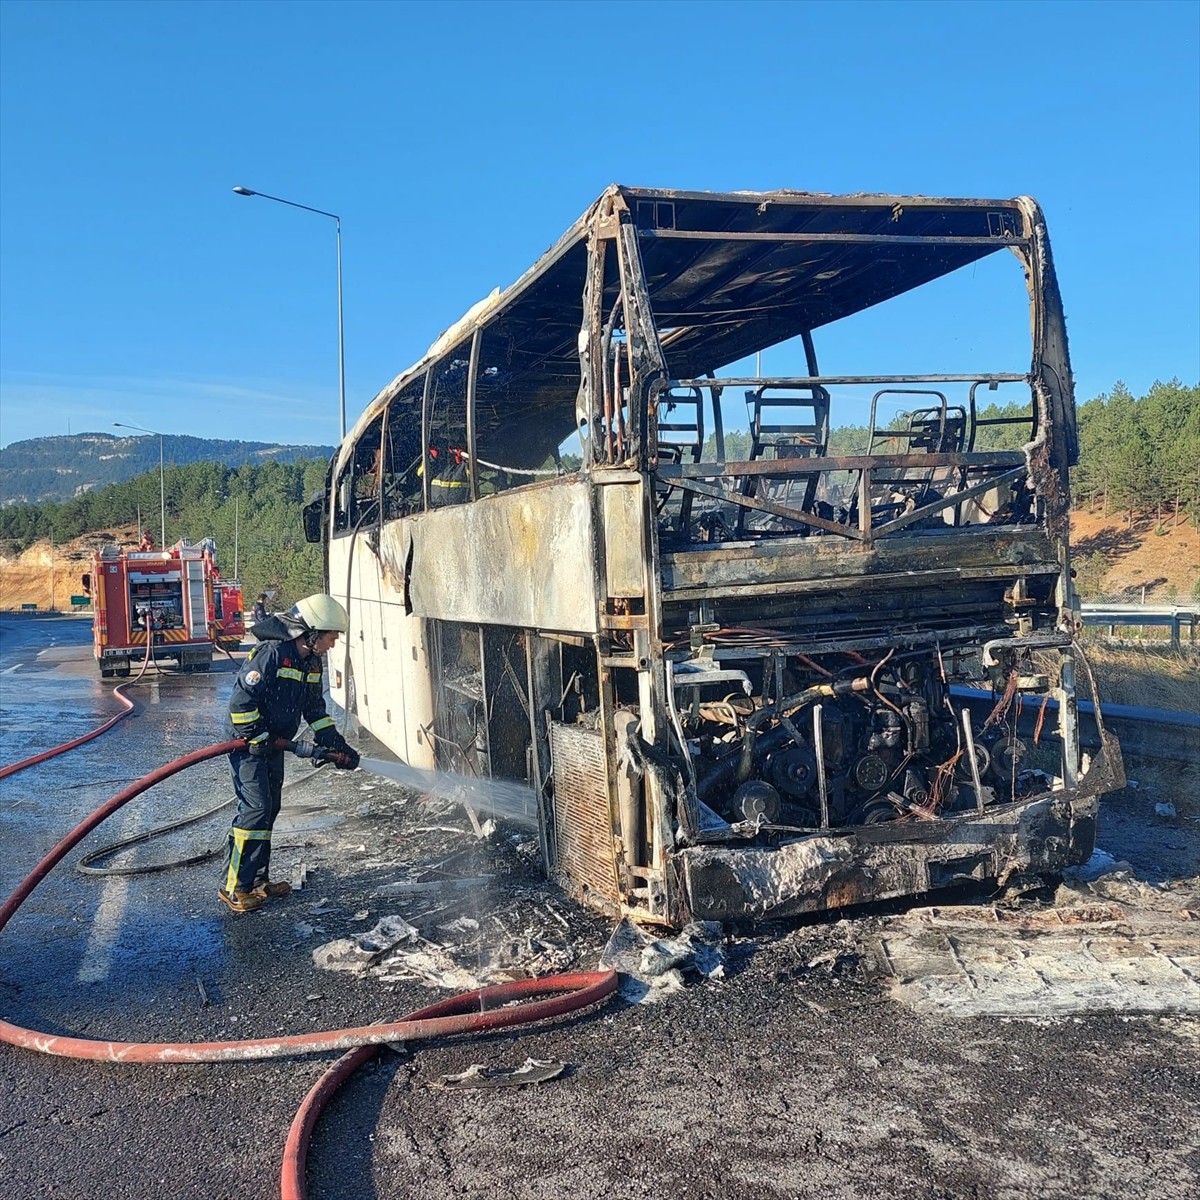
[114,422,166,548]
[232,185,346,440]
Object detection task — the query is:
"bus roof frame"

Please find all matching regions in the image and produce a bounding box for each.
[340,185,1075,475]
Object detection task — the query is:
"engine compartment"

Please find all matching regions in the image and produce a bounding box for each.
[670,639,1056,839]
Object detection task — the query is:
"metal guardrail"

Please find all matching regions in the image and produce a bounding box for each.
[1080,604,1197,647]
[951,686,1200,765]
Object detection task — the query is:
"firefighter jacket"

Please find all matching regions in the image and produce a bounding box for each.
[226,615,348,753]
[419,446,469,506]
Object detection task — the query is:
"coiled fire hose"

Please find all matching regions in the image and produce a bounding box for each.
[0,736,619,1199]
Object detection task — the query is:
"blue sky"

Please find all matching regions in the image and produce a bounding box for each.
[1,0,1197,450]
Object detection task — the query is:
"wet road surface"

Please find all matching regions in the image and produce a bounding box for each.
[1,615,1198,1200]
[0,615,384,1199]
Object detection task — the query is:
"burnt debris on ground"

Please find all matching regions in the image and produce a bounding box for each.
[280,747,1200,1034]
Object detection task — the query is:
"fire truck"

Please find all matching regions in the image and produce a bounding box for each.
[83,540,243,676]
[212,578,246,653]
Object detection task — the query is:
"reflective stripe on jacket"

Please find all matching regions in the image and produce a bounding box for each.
[226,619,338,747]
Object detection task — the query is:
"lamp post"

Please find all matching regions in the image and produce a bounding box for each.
[232,186,346,440]
[114,422,166,548]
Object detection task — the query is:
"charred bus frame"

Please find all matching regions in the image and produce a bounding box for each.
[308,185,1123,926]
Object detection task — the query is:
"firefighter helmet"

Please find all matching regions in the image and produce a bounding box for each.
[290,594,349,634]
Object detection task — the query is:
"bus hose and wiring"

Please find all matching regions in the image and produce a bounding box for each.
[0,661,618,1200]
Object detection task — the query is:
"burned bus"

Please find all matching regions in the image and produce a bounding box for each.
[307,185,1123,926]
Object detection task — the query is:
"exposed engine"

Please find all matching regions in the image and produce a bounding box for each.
[675,648,1043,832]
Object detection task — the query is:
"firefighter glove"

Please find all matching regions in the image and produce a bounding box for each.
[246,736,269,757]
[313,745,359,770]
[316,731,351,757]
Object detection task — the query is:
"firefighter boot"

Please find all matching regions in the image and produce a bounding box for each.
[252,880,292,899]
[218,887,265,914]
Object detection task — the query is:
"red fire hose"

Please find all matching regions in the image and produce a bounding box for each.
[0,970,617,1063]
[0,632,156,781]
[277,974,613,1200]
[0,738,245,931]
[0,736,618,1199]
[0,689,133,780]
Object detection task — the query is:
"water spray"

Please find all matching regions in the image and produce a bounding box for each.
[358,757,539,828]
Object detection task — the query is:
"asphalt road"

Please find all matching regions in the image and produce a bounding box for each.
[0,615,1197,1200]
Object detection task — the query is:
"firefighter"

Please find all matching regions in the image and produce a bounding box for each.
[419,442,470,506]
[219,593,361,914]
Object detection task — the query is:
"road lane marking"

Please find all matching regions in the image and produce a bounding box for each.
[77,873,131,983]
[76,802,144,984]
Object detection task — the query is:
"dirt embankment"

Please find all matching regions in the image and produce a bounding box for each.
[0,526,139,612]
[1072,509,1200,601]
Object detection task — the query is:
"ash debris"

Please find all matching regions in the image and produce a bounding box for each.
[287,764,613,993]
[287,756,1200,1024]
[599,918,727,1003]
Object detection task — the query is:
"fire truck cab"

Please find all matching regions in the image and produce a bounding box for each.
[85,540,222,676]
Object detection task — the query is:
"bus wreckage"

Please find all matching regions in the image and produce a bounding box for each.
[312,185,1123,927]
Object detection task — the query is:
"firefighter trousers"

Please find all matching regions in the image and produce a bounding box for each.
[223,746,286,894]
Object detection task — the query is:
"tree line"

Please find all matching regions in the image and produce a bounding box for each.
[0,432,334,505]
[1073,380,1199,523]
[0,458,329,609]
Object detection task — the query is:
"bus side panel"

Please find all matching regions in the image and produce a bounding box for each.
[406,479,598,634]
[355,542,437,769]
[349,542,382,733]
[327,536,353,715]
[384,602,435,770]
[331,523,436,770]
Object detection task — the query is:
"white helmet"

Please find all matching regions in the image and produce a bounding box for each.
[290,594,349,634]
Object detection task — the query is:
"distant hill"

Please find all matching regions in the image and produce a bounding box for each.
[0,432,336,505]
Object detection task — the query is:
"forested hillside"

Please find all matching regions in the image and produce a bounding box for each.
[0,458,329,606]
[0,432,335,505]
[1073,380,1199,519]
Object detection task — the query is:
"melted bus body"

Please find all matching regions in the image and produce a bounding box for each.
[311,186,1123,926]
